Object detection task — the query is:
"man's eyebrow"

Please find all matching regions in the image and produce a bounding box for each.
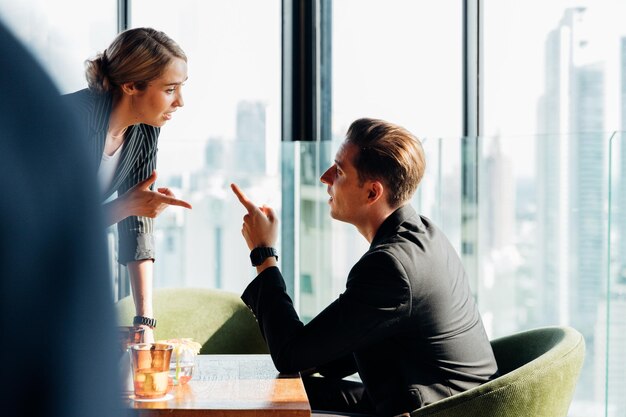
[335,159,343,169]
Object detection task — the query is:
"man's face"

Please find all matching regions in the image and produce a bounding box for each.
[320,142,369,224]
[129,57,187,127]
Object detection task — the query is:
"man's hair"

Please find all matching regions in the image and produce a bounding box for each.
[345,118,426,207]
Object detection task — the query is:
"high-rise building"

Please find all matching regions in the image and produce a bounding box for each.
[537,7,606,399]
[483,136,515,251]
[235,101,267,175]
[478,136,521,337]
[152,101,274,292]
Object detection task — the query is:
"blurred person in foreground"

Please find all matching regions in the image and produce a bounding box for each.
[63,27,192,341]
[232,118,499,417]
[0,20,121,417]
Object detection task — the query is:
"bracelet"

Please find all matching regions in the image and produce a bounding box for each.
[133,315,157,329]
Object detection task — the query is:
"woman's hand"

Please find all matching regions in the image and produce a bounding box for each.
[106,170,192,225]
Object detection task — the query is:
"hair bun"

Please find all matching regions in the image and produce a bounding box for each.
[85,54,111,92]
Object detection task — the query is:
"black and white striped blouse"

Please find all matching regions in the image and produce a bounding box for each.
[63,88,160,265]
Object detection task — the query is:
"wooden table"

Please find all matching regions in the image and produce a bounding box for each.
[126,354,311,416]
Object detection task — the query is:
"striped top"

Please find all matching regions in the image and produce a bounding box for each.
[62,88,160,265]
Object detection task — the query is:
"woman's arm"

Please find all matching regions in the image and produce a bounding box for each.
[127,259,155,342]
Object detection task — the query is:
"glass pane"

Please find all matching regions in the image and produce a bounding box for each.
[484,0,625,137]
[303,0,464,316]
[0,0,116,93]
[485,0,626,414]
[332,0,462,140]
[295,134,466,320]
[476,132,613,417]
[603,131,626,417]
[131,0,281,292]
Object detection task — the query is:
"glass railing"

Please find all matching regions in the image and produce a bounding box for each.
[107,137,282,298]
[290,132,622,417]
[474,132,612,417]
[284,137,468,322]
[106,131,623,417]
[603,131,626,417]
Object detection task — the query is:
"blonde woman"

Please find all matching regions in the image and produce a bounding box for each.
[64,27,192,342]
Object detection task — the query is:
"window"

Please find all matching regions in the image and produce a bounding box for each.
[0,0,116,93]
[131,0,281,292]
[2,2,625,415]
[296,0,464,321]
[483,1,626,414]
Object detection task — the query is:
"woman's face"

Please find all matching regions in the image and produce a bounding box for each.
[129,57,187,127]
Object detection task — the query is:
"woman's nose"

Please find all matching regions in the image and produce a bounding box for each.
[175,91,184,107]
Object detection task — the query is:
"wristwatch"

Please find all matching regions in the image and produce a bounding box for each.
[250,247,278,267]
[133,315,157,329]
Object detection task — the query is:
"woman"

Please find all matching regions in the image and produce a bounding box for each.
[64,27,192,342]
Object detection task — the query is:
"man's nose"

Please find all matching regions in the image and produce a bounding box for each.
[320,166,333,185]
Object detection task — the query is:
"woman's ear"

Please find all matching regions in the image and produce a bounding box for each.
[120,82,137,96]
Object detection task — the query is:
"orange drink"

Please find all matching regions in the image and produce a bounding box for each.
[130,343,173,399]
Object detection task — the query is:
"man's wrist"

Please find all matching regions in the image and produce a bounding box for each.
[250,247,278,267]
[256,257,278,274]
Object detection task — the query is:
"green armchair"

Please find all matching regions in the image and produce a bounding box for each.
[411,326,585,417]
[115,288,268,354]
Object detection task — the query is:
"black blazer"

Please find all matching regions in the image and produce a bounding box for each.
[62,88,160,264]
[242,205,499,417]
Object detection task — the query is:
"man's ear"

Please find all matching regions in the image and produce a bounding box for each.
[120,82,137,96]
[367,181,384,204]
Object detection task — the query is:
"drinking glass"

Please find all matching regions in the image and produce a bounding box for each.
[130,343,173,399]
[117,326,145,394]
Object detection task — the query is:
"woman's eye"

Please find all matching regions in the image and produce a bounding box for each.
[166,88,175,94]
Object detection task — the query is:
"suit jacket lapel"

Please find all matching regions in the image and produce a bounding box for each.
[106,124,145,195]
[88,91,113,174]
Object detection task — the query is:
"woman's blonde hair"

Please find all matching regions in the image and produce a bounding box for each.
[85,27,186,93]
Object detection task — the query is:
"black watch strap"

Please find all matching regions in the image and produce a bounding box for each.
[250,247,278,267]
[133,315,157,328]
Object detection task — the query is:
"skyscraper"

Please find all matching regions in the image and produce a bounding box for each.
[235,100,267,175]
[537,7,606,399]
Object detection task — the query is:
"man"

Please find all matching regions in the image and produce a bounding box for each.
[231,118,498,417]
[0,21,121,417]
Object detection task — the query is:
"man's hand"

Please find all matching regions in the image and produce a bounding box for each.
[231,183,278,250]
[120,170,192,219]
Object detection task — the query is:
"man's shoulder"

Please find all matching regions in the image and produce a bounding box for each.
[365,213,455,274]
[352,244,410,281]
